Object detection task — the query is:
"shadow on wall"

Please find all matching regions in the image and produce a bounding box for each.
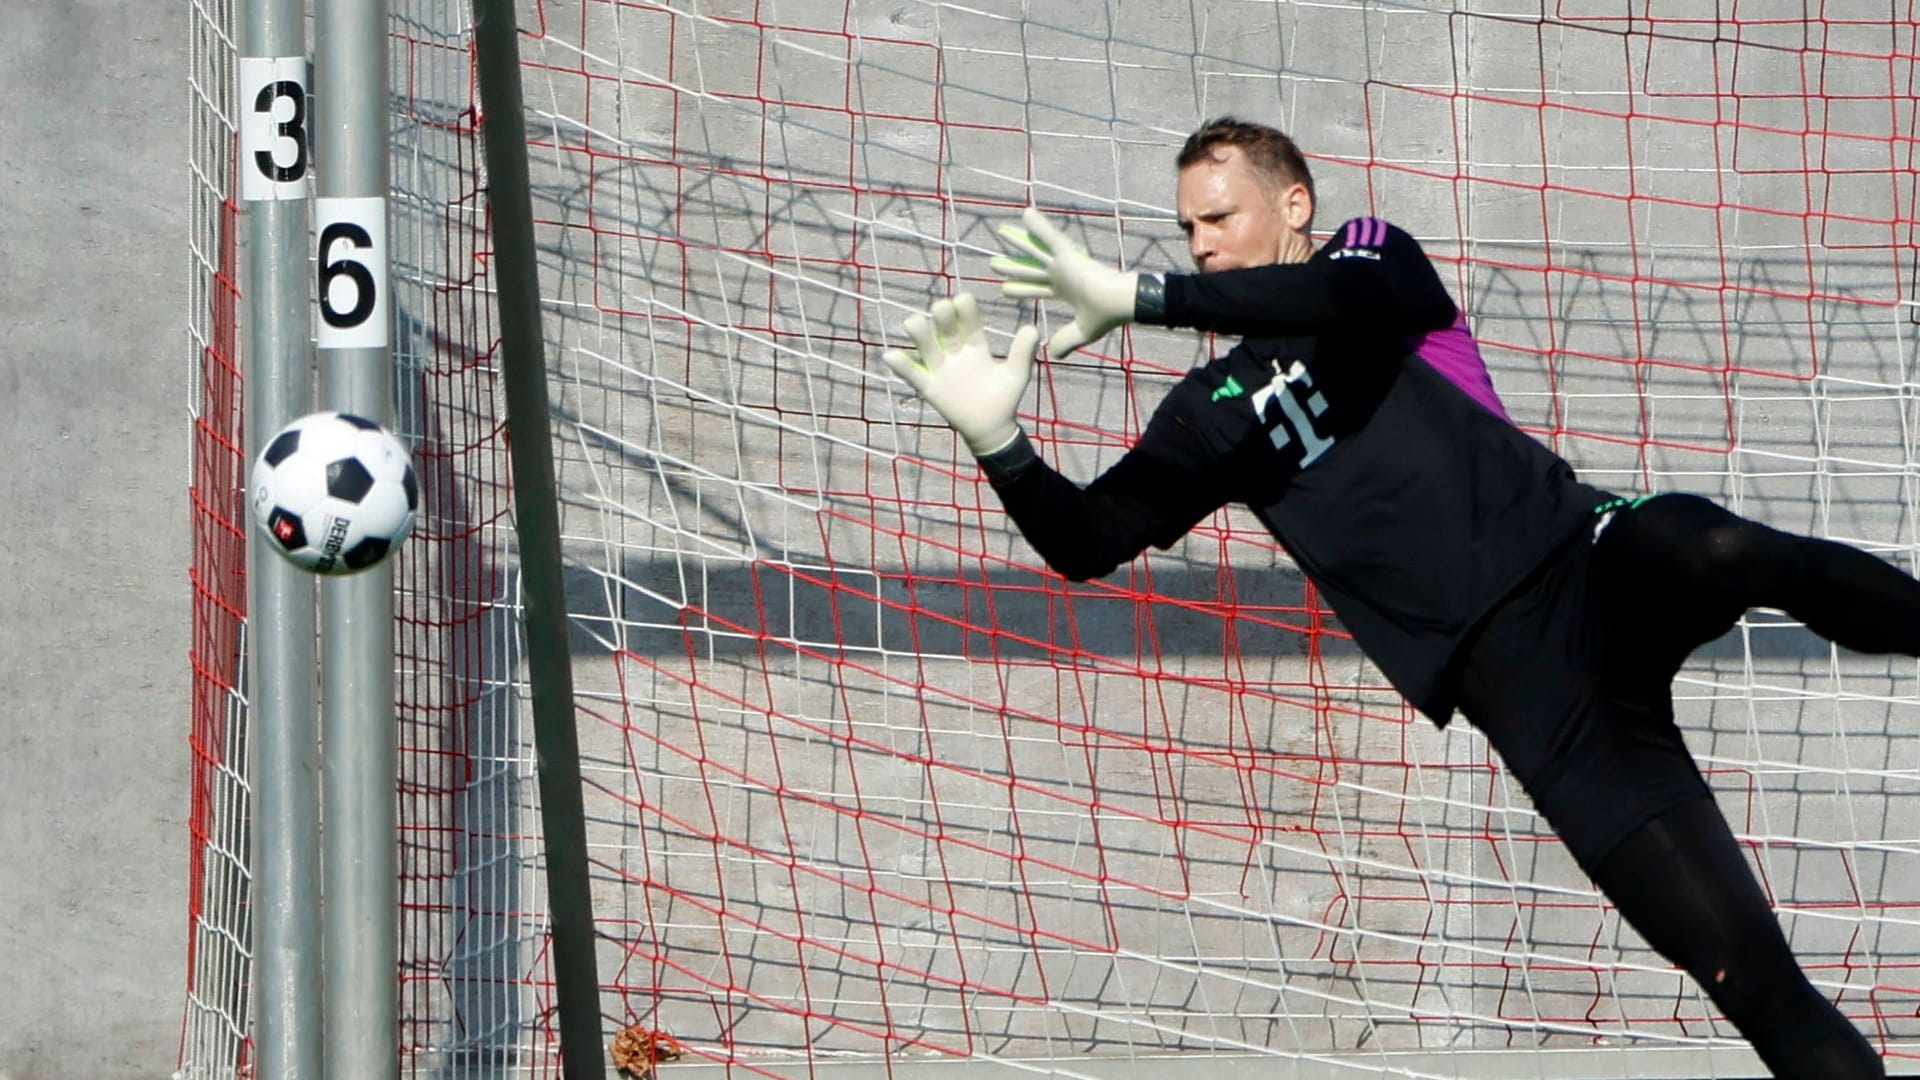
[555,546,1823,669]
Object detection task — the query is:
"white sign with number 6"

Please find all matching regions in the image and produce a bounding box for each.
[239,56,310,201]
[315,197,389,349]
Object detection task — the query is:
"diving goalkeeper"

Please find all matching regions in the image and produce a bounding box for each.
[879,117,1914,1078]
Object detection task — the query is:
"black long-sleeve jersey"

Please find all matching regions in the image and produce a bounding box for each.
[982,217,1611,724]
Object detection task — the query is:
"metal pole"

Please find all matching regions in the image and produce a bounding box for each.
[469,2,609,1074]
[314,0,397,1076]
[239,0,321,1075]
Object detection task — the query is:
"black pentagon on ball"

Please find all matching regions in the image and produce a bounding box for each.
[343,535,391,571]
[266,507,307,551]
[264,428,302,466]
[402,467,419,511]
[337,412,380,431]
[327,457,375,503]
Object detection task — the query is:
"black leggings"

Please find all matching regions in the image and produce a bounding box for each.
[1591,800,1885,1078]
[1458,493,1920,1078]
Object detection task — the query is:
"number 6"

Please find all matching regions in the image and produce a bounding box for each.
[315,197,389,349]
[318,222,375,329]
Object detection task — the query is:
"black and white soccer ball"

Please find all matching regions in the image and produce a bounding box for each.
[250,411,419,575]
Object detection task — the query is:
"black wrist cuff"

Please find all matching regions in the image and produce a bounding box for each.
[976,429,1039,486]
[1134,273,1167,325]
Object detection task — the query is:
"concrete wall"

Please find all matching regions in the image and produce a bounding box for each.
[0,3,190,1078]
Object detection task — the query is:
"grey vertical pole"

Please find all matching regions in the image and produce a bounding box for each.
[314,0,398,1077]
[239,0,321,1077]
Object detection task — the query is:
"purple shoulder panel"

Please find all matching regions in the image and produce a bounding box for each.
[1406,314,1513,423]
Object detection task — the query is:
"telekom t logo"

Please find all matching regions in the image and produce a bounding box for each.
[1250,360,1334,467]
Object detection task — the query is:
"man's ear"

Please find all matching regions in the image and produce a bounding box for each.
[1281,181,1314,232]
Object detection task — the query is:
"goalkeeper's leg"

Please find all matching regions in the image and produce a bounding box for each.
[1586,798,1884,1079]
[1596,492,1920,664]
[1579,496,1902,1075]
[1474,686,1884,1077]
[1457,535,1884,1078]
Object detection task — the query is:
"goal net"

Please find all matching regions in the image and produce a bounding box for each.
[184,2,1920,1076]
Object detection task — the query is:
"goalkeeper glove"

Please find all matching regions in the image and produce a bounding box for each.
[991,206,1142,359]
[880,292,1040,457]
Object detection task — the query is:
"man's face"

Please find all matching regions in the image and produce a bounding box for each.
[1175,145,1313,273]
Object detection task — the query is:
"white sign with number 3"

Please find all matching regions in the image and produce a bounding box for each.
[315,197,389,350]
[238,56,309,202]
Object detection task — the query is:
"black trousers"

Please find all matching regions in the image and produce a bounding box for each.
[1454,493,1907,1078]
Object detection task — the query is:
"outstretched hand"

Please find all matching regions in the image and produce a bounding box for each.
[991,206,1139,359]
[881,292,1040,457]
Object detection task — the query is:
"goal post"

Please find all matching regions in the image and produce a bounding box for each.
[184,3,1920,1077]
[470,0,609,1072]
[237,0,322,1073]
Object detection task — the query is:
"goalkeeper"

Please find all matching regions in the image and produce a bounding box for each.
[880,117,1915,1078]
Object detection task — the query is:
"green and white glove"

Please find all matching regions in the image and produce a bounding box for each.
[991,206,1140,359]
[881,292,1040,457]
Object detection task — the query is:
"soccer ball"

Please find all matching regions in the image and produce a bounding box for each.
[250,411,419,575]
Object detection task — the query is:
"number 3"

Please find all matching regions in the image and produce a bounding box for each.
[253,80,308,183]
[238,57,309,201]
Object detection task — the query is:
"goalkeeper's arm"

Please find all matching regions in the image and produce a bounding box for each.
[1153,219,1456,339]
[993,210,1455,357]
[880,293,1228,582]
[977,426,1226,583]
